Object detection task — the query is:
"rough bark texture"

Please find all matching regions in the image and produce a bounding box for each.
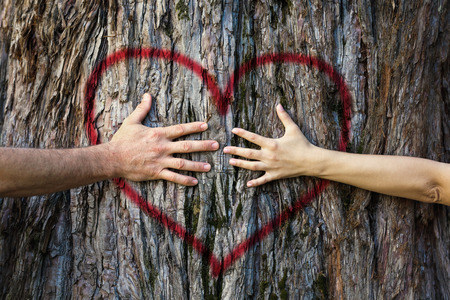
[0,0,449,299]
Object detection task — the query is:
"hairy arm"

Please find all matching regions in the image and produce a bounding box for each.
[0,94,219,197]
[224,104,450,206]
[0,146,115,197]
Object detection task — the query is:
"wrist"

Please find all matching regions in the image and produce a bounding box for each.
[95,142,122,179]
[300,145,331,178]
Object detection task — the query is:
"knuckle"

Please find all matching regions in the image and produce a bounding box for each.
[182,142,192,152]
[268,154,278,161]
[176,159,186,169]
[153,144,166,154]
[232,159,240,167]
[176,124,185,135]
[268,141,278,151]
[150,130,162,139]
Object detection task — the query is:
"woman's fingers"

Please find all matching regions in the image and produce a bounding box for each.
[158,169,199,186]
[229,158,266,171]
[223,146,262,160]
[276,104,298,132]
[165,158,211,172]
[247,174,272,187]
[231,128,270,147]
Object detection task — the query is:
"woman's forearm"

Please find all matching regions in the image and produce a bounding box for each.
[308,147,450,205]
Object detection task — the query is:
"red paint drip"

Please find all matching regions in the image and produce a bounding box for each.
[84,48,352,277]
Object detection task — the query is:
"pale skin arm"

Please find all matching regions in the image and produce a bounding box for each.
[224,104,450,206]
[0,93,219,197]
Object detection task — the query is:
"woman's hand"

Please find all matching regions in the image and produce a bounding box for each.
[224,104,321,187]
[225,104,450,205]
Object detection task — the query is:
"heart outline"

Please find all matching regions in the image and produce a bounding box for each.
[84,48,352,277]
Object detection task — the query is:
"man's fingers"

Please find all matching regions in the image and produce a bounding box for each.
[223,146,262,160]
[229,158,266,171]
[231,128,269,147]
[170,140,219,153]
[276,104,298,132]
[165,158,211,172]
[125,93,152,124]
[164,122,209,139]
[247,174,272,187]
[158,169,198,186]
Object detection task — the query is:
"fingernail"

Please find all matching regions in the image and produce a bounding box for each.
[212,142,219,149]
[223,147,230,153]
[231,128,239,134]
[192,179,198,185]
[229,159,236,165]
[247,181,253,187]
[204,164,211,171]
[143,93,150,102]
[201,123,208,130]
[278,104,284,111]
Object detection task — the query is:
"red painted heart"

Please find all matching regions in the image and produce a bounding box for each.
[84,48,352,277]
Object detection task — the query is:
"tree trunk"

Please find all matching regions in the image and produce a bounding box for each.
[0,0,448,299]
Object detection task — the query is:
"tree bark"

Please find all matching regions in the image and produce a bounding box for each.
[0,0,448,299]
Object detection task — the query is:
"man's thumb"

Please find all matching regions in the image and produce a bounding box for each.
[127,93,152,124]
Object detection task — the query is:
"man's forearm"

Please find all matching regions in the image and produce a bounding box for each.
[0,145,115,197]
[312,148,450,205]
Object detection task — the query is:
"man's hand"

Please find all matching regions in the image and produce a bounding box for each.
[0,93,219,197]
[108,93,219,185]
